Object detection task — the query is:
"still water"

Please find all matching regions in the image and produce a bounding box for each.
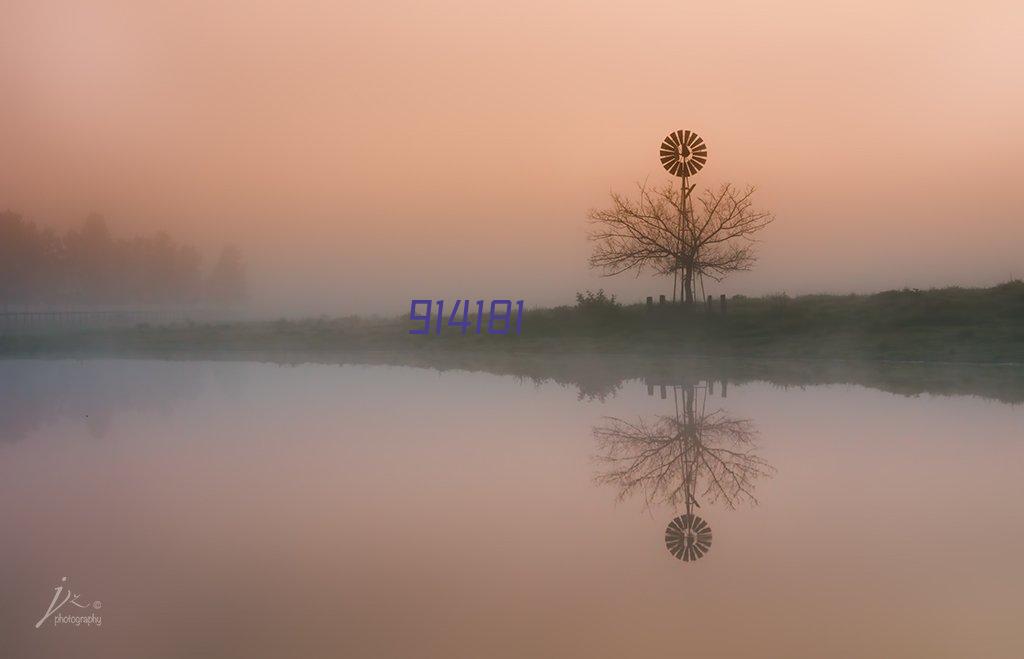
[1,358,1023,658]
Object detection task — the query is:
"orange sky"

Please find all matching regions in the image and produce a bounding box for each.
[1,0,1022,313]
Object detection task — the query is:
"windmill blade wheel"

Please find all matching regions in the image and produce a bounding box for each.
[659,130,708,177]
[665,514,712,561]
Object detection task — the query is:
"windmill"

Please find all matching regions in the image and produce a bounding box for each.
[659,130,708,303]
[594,376,770,565]
[663,381,714,562]
[665,512,713,561]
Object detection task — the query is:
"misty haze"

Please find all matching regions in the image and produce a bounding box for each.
[2,2,1023,658]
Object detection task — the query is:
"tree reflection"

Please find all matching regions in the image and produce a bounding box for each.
[594,383,773,560]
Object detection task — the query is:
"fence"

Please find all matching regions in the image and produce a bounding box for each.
[645,294,728,314]
[0,309,227,335]
[645,378,728,399]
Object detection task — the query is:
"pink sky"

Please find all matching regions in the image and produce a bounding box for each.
[2,0,1022,313]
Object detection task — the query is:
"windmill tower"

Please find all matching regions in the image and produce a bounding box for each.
[659,130,708,303]
[664,382,714,562]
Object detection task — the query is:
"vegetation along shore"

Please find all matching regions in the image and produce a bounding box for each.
[3,283,1024,365]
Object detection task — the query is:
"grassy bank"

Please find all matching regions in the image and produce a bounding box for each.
[3,282,1024,363]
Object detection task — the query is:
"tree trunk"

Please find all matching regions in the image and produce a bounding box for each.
[683,266,695,306]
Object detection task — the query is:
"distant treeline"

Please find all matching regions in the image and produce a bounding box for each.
[0,211,246,308]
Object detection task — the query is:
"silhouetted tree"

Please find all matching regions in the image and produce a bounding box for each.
[205,245,246,305]
[594,385,773,511]
[127,232,204,303]
[0,212,61,308]
[0,211,233,308]
[588,181,774,305]
[63,214,119,304]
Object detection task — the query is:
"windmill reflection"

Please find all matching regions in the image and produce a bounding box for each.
[594,381,773,562]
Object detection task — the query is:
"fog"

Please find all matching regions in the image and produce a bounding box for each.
[2,0,1022,315]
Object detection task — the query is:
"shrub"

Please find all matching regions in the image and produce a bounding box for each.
[575,289,621,312]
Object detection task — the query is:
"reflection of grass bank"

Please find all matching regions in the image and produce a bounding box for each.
[3,282,1024,364]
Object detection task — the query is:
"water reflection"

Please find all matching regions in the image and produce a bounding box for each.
[594,380,774,561]
[0,360,212,444]
[2,360,1023,657]
[346,351,1024,403]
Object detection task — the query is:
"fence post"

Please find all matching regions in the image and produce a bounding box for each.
[646,296,653,313]
[706,295,713,312]
[658,295,666,306]
[720,294,727,314]
[660,385,667,399]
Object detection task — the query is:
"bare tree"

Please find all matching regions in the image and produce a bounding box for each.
[587,181,774,305]
[593,385,773,512]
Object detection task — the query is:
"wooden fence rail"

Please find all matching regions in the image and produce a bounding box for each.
[0,309,219,335]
